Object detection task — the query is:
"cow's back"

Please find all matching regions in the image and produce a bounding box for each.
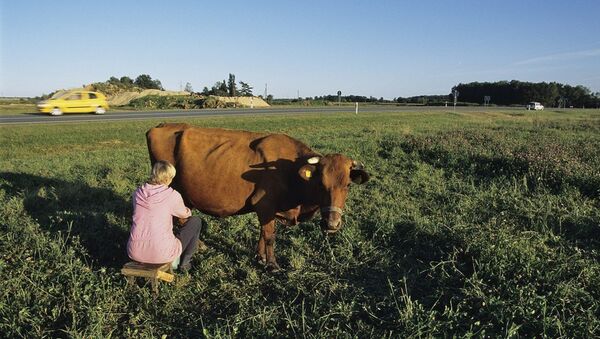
[147,124,314,217]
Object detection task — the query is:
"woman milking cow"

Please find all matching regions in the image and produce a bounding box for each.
[126,123,369,272]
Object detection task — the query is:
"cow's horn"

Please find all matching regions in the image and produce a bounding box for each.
[307,156,320,164]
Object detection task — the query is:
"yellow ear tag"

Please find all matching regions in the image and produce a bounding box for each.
[305,170,312,178]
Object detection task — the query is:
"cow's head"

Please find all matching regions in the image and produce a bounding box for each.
[298,154,369,234]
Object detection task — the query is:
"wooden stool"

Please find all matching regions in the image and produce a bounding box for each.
[121,261,174,294]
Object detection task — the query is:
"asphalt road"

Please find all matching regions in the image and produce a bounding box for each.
[0,105,459,125]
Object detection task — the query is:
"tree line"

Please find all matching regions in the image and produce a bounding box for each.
[451,80,600,108]
[200,74,253,97]
[312,95,386,103]
[395,95,449,105]
[106,74,164,90]
[98,73,255,97]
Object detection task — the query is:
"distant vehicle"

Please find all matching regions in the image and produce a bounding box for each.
[37,91,109,115]
[526,102,544,110]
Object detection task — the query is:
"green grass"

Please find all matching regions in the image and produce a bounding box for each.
[0,103,37,115]
[1,109,599,337]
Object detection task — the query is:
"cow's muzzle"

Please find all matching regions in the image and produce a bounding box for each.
[320,206,343,235]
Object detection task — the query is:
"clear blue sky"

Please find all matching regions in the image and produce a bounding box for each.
[1,0,599,98]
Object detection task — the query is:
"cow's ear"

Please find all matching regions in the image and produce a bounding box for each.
[299,164,316,181]
[350,169,369,184]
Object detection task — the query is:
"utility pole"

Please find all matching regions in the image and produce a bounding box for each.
[264,83,267,98]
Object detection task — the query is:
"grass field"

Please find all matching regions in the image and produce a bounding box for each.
[0,103,37,115]
[1,109,599,337]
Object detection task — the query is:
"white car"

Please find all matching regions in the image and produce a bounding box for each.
[526,102,544,110]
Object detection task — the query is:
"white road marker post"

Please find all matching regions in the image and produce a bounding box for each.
[355,102,358,114]
[453,89,459,112]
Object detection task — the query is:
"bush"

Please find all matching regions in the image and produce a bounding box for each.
[127,95,201,110]
[201,97,226,109]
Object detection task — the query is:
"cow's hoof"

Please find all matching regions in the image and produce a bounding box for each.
[266,262,282,273]
[256,256,267,267]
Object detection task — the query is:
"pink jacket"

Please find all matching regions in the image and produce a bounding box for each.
[127,183,191,264]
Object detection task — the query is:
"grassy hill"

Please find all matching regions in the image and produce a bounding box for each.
[1,109,599,337]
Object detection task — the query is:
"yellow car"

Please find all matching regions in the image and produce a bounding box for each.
[37,91,109,115]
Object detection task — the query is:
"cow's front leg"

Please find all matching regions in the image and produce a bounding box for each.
[257,214,281,272]
[257,232,267,266]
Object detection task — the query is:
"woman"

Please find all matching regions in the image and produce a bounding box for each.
[127,160,201,272]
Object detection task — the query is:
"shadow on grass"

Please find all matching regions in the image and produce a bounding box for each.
[335,219,477,332]
[0,172,130,268]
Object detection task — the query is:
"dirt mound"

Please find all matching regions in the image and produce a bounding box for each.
[212,96,270,108]
[108,90,190,106]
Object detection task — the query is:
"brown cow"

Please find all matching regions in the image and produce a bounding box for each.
[146,123,369,271]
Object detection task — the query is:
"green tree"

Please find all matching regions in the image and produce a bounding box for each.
[120,76,133,86]
[153,79,163,90]
[239,81,253,96]
[208,81,228,96]
[184,82,193,92]
[228,74,237,97]
[219,80,228,96]
[134,74,163,90]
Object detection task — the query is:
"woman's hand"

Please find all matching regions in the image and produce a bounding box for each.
[174,217,189,227]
